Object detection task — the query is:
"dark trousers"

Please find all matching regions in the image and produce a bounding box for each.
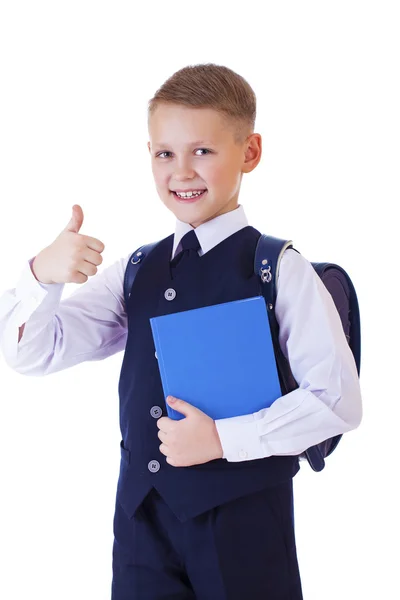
[111,480,303,599]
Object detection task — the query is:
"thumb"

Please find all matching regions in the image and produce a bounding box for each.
[167,396,197,417]
[64,204,84,234]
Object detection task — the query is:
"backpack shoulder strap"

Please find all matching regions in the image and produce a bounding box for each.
[254,234,301,401]
[254,234,295,308]
[123,241,160,309]
[254,234,298,390]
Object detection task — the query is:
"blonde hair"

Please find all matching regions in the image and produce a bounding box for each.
[148,63,256,144]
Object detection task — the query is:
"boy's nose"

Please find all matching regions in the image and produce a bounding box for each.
[173,160,196,180]
[174,171,196,181]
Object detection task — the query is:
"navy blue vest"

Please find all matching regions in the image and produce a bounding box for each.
[116,225,300,522]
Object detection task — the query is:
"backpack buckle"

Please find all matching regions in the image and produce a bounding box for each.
[260,259,272,283]
[131,251,144,265]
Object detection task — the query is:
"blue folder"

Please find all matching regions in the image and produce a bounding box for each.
[150,296,282,421]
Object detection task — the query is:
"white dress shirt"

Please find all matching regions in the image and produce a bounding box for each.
[0,204,362,462]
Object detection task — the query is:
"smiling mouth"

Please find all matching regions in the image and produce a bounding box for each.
[171,190,207,202]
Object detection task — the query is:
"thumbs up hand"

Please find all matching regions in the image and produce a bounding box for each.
[31,204,105,284]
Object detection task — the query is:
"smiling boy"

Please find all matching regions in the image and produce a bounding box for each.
[0,63,362,599]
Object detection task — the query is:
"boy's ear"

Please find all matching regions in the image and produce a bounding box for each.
[147,141,151,153]
[242,133,262,173]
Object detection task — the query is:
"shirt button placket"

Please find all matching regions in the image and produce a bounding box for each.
[151,286,176,473]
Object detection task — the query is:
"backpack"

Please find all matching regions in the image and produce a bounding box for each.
[123,234,361,472]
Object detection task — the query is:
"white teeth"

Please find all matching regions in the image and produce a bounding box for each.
[175,190,204,198]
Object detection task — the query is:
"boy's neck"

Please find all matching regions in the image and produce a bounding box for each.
[183,203,241,230]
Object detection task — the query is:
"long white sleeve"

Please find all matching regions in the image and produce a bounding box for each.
[0,255,130,376]
[215,248,363,461]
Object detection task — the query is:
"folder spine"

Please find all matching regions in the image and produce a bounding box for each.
[150,319,169,398]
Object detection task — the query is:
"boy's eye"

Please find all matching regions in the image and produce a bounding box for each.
[156,148,211,158]
[194,148,211,156]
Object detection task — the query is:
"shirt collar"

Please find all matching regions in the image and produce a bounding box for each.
[172,204,249,259]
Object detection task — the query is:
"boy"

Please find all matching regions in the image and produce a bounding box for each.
[0,63,362,599]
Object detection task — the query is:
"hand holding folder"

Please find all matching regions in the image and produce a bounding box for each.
[150,296,282,421]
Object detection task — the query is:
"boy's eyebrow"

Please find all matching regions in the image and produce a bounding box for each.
[153,140,216,149]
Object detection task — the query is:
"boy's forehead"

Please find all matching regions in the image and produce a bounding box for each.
[148,103,232,145]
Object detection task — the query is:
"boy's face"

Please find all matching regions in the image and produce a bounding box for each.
[148,103,261,228]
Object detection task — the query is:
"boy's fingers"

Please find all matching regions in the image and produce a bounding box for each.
[157,416,173,432]
[167,396,197,417]
[159,443,168,456]
[157,430,167,442]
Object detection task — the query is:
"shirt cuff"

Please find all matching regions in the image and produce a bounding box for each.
[15,257,64,311]
[215,414,267,462]
[6,258,65,354]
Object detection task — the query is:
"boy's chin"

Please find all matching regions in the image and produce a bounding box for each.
[163,193,208,222]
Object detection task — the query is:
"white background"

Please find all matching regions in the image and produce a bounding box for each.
[0,1,398,598]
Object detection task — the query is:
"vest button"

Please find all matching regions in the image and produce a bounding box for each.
[164,288,177,301]
[148,460,160,473]
[150,406,162,418]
